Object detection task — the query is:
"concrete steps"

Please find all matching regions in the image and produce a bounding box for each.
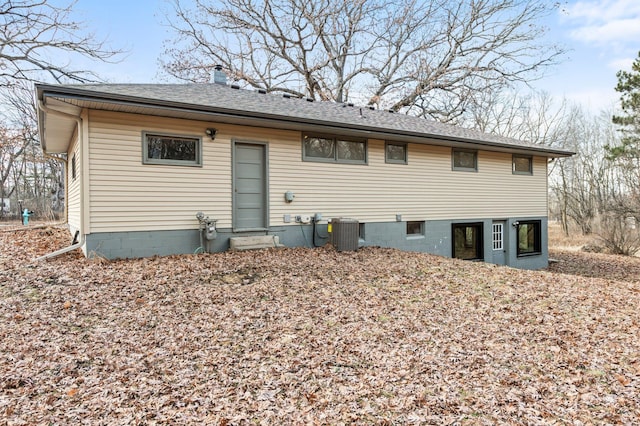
[229,235,283,251]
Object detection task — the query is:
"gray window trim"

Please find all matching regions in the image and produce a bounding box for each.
[512,154,533,175]
[142,131,203,167]
[385,141,408,164]
[452,148,478,172]
[302,133,367,164]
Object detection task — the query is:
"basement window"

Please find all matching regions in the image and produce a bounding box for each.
[143,132,202,166]
[407,221,424,237]
[303,134,367,164]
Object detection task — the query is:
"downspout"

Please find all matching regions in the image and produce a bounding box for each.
[35,100,85,261]
[37,230,82,261]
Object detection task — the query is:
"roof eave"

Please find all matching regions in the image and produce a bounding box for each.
[37,86,84,153]
[35,84,575,158]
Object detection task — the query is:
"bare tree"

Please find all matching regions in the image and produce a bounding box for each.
[0,0,120,86]
[0,124,27,216]
[0,1,122,219]
[162,0,564,123]
[461,88,627,238]
[0,82,64,218]
[548,108,626,237]
[2,82,65,218]
[461,90,569,146]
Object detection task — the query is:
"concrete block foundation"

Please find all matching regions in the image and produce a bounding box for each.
[83,216,548,269]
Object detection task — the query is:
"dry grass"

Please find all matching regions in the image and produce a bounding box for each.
[1,226,639,425]
[0,220,63,233]
[548,221,640,258]
[547,221,594,251]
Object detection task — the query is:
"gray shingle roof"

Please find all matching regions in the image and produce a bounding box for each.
[37,83,573,157]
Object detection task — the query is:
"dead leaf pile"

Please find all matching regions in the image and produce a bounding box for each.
[548,249,640,283]
[1,227,639,424]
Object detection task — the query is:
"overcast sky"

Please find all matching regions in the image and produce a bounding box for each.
[71,0,640,113]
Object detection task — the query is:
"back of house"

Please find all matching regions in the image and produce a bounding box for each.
[35,80,573,269]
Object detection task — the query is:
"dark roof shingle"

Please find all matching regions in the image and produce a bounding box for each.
[38,83,573,157]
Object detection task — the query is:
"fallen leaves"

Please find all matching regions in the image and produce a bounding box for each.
[616,374,632,387]
[0,226,639,424]
[548,249,640,283]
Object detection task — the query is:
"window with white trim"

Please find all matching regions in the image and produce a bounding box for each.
[407,221,424,236]
[492,223,503,250]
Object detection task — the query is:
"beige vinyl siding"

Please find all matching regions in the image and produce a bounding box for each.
[270,140,548,223]
[88,110,236,232]
[67,130,81,232]
[87,110,548,233]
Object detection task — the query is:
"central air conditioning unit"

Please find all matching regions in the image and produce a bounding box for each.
[330,218,359,251]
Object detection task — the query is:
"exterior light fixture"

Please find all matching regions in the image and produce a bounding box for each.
[205,128,217,140]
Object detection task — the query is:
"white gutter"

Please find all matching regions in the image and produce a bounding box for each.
[35,100,85,261]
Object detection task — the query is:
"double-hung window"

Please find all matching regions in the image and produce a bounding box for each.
[303,135,367,164]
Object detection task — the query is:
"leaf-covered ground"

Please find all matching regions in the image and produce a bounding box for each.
[1,226,639,425]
